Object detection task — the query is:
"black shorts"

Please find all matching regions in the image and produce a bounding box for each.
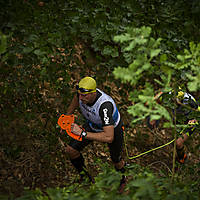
[68,120,124,163]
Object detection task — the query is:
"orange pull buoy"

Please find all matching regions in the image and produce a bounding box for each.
[57,114,82,141]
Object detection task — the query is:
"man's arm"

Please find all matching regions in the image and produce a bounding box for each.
[71,123,114,143]
[71,101,115,143]
[66,94,79,115]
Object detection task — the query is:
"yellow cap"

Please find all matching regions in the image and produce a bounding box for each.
[77,77,96,94]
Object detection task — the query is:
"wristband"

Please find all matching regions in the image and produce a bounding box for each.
[81,130,87,138]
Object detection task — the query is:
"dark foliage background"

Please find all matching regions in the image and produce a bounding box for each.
[0,0,199,199]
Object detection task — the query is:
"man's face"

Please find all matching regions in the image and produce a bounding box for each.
[79,92,95,104]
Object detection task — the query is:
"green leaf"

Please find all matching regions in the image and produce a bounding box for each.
[23,47,34,54]
[160,65,173,75]
[102,46,113,55]
[160,54,167,63]
[142,63,151,70]
[150,114,161,120]
[177,55,185,61]
[111,49,119,57]
[0,33,7,54]
[102,46,119,57]
[150,49,161,59]
[187,80,198,92]
[113,33,132,43]
[124,41,136,51]
[163,122,173,128]
[34,49,44,56]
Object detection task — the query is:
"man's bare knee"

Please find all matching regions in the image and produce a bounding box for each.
[176,134,188,149]
[65,145,80,159]
[176,138,184,149]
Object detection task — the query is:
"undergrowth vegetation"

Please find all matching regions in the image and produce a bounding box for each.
[0,0,200,199]
[9,161,200,200]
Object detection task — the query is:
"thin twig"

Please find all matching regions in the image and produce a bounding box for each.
[148,161,172,175]
[171,90,177,182]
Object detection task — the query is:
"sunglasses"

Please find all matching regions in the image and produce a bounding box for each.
[76,85,93,93]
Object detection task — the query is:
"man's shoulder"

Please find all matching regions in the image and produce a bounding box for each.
[99,102,114,114]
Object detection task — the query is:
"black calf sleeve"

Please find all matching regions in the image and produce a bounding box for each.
[115,167,126,174]
[70,154,93,182]
[70,154,85,173]
[176,147,185,159]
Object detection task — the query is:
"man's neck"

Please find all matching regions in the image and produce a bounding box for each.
[90,93,97,103]
[87,90,101,106]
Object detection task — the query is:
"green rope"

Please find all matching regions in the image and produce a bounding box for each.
[124,121,198,160]
[124,133,175,160]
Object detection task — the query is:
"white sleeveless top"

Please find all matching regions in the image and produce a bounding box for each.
[79,89,120,132]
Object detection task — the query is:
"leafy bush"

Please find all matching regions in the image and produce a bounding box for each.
[113,26,200,124]
[12,162,200,200]
[0,1,200,199]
